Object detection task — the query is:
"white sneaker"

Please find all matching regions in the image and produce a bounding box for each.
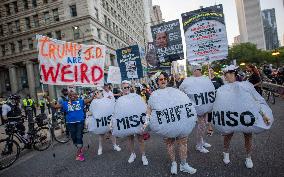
[180,163,197,174]
[245,157,253,169]
[203,142,212,148]
[196,146,209,153]
[97,148,102,155]
[171,161,177,175]
[223,152,230,164]
[128,153,136,163]
[142,155,148,166]
[113,145,121,152]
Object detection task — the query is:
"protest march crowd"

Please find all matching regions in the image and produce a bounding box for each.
[1,63,273,175]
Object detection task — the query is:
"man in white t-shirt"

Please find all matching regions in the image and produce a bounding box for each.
[103,83,115,100]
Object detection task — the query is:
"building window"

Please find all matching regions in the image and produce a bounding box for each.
[110,36,113,44]
[73,28,80,39]
[18,40,23,52]
[15,20,21,32]
[0,26,3,36]
[32,0,37,8]
[97,28,101,39]
[106,33,109,43]
[104,15,107,26]
[53,9,59,22]
[55,30,61,40]
[1,45,6,56]
[70,5,77,17]
[23,0,29,9]
[7,22,13,34]
[28,38,33,49]
[10,42,15,53]
[33,15,39,27]
[13,1,18,13]
[25,17,31,30]
[44,12,50,24]
[46,32,52,38]
[43,0,48,4]
[94,7,99,19]
[5,4,11,16]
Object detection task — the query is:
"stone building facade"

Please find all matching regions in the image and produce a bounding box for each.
[0,0,148,99]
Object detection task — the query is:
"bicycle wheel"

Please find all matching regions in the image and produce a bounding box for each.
[0,139,20,170]
[54,118,70,143]
[33,127,51,151]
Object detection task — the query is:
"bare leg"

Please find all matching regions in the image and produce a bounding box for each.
[128,135,135,153]
[223,133,234,153]
[196,114,207,147]
[178,137,188,164]
[164,138,176,162]
[244,133,252,157]
[137,135,145,155]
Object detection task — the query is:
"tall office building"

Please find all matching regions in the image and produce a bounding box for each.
[262,8,279,50]
[0,0,147,98]
[235,0,266,50]
[151,5,163,25]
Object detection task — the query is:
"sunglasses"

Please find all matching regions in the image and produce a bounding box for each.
[95,90,103,95]
[123,86,131,90]
[158,78,167,82]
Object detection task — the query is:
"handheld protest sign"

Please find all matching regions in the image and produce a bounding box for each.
[36,35,106,86]
[211,81,274,134]
[148,87,197,138]
[89,98,115,134]
[179,76,216,116]
[112,93,147,137]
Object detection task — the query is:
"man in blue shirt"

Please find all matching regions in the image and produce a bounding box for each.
[47,90,94,161]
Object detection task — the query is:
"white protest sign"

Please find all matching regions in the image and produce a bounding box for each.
[37,35,106,86]
[107,66,121,84]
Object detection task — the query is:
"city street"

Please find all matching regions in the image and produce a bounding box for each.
[0,98,283,177]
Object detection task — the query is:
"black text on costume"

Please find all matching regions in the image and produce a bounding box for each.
[210,111,256,127]
[193,91,216,105]
[96,115,112,128]
[156,103,195,125]
[116,113,146,130]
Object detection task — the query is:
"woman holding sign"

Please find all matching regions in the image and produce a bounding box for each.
[144,72,197,175]
[112,80,149,166]
[212,65,273,169]
[88,87,121,156]
[47,90,94,162]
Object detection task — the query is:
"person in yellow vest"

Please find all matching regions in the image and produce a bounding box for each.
[38,98,45,114]
[22,95,35,116]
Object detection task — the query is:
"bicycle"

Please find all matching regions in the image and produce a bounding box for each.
[49,112,70,144]
[0,117,51,170]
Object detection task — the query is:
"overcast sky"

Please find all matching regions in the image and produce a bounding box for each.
[152,0,284,46]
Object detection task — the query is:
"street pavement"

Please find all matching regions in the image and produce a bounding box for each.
[0,98,284,177]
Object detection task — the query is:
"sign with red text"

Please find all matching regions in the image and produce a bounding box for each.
[181,4,228,63]
[36,35,106,86]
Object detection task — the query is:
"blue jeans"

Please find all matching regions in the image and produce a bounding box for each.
[67,121,84,147]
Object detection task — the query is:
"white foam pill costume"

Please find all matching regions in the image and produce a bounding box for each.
[211,81,273,134]
[88,97,115,134]
[179,76,216,116]
[148,87,197,138]
[112,93,147,137]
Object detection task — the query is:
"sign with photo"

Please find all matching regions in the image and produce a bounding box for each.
[116,45,143,80]
[181,4,228,63]
[151,19,184,67]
